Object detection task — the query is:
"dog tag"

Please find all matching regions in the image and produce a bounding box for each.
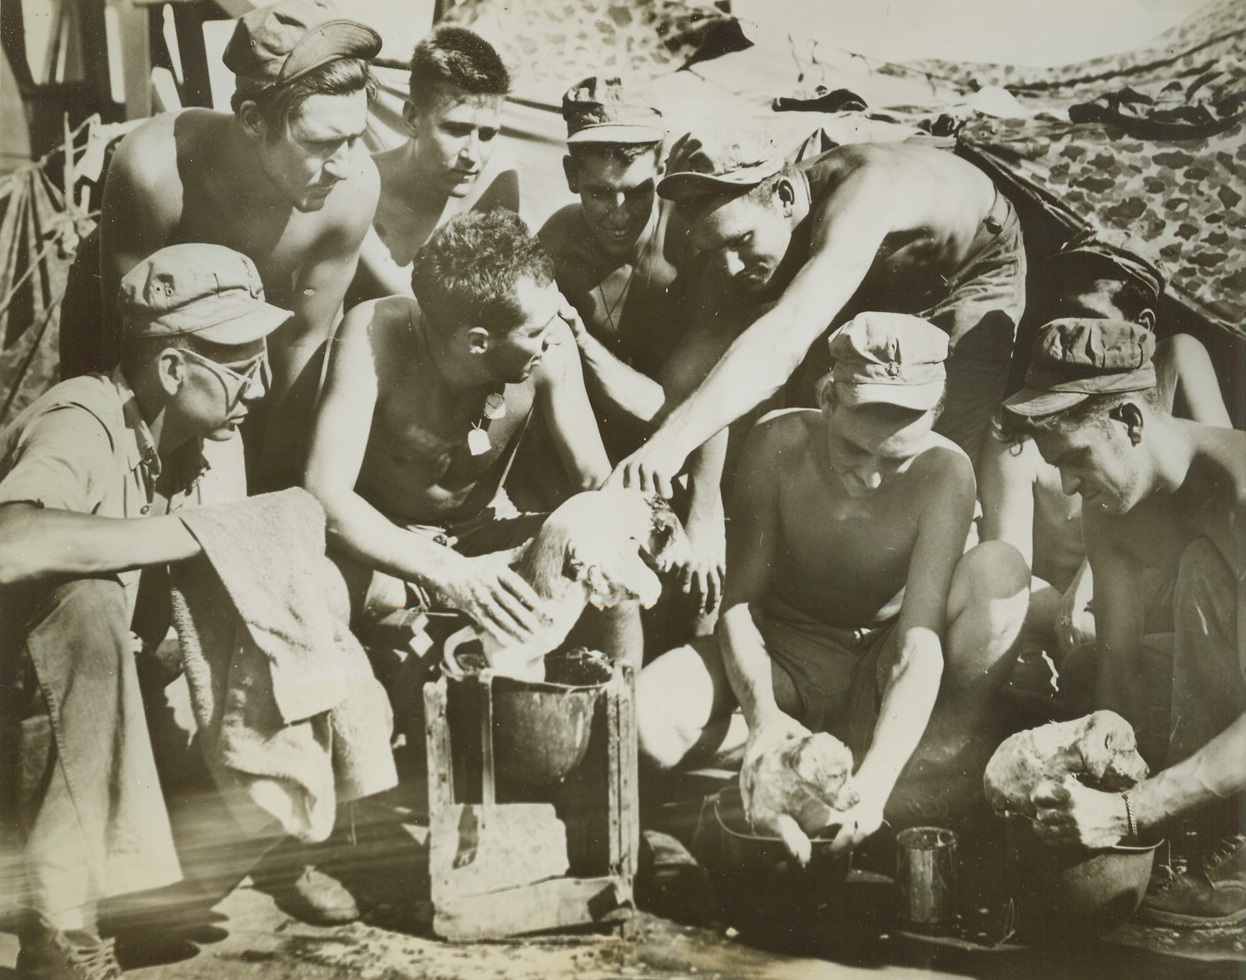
[483,392,507,420]
[467,426,491,456]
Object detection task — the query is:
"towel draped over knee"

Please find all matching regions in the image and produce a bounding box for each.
[171,488,396,842]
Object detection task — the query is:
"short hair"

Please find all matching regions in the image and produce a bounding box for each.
[412,209,554,337]
[232,57,377,133]
[567,141,662,169]
[408,26,510,110]
[1000,386,1166,440]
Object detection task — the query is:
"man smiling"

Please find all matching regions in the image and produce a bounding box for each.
[60,0,382,493]
[538,77,724,621]
[637,312,1029,850]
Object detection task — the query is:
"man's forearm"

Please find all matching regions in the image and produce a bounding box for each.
[856,629,944,792]
[0,505,201,584]
[576,328,666,423]
[1132,713,1246,833]
[649,302,820,464]
[719,603,783,730]
[321,491,463,591]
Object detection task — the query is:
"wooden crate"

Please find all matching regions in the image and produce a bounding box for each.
[423,663,639,941]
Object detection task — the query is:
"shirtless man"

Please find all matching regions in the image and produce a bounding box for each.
[637,313,1030,850]
[612,127,1027,499]
[981,232,1231,660]
[61,0,381,491]
[1001,318,1246,928]
[538,76,723,616]
[350,26,517,303]
[305,210,637,663]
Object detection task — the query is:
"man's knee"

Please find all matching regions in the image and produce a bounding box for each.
[636,640,718,771]
[950,540,1030,620]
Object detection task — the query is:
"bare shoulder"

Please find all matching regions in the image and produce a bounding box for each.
[911,431,976,497]
[320,154,381,241]
[742,408,819,466]
[538,204,586,250]
[337,295,416,349]
[108,109,204,199]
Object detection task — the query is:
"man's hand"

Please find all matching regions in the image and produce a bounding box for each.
[829,777,887,856]
[437,548,550,645]
[680,509,725,615]
[1031,776,1129,849]
[609,437,688,500]
[559,295,589,345]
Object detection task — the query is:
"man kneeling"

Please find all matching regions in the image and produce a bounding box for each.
[306,209,639,682]
[637,312,1029,853]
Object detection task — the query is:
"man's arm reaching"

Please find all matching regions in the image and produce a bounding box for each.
[535,315,612,491]
[612,165,900,495]
[0,503,201,585]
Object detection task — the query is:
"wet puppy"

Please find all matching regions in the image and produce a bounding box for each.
[741,731,859,866]
[984,710,1150,818]
[444,487,689,681]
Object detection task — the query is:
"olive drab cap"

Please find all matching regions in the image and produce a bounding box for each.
[1002,317,1157,418]
[224,0,381,94]
[1049,229,1166,302]
[119,244,291,345]
[825,312,949,411]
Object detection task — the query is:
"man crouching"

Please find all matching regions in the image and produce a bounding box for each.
[637,312,1029,854]
[305,209,641,671]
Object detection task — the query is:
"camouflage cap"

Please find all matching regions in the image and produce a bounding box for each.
[1002,317,1157,418]
[562,76,664,145]
[657,128,784,201]
[1049,228,1166,302]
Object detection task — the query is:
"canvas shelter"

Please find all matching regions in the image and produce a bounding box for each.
[0,0,1242,427]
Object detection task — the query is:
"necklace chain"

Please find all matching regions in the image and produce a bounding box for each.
[596,212,656,335]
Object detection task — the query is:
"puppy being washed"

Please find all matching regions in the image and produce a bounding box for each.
[444,487,690,681]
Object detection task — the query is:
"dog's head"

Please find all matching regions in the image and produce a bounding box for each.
[521,488,690,610]
[785,732,859,811]
[1076,710,1150,791]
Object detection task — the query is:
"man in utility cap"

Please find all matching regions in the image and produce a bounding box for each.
[535,77,724,631]
[637,311,1029,855]
[609,124,1027,502]
[1001,317,1246,929]
[980,230,1231,677]
[62,0,382,493]
[0,244,284,978]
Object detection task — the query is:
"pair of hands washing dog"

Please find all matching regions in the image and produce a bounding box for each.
[741,715,883,863]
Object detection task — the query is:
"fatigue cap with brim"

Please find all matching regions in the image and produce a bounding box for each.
[1048,228,1166,301]
[224,0,381,95]
[1002,317,1157,418]
[656,129,785,201]
[562,76,665,145]
[826,312,949,412]
[120,244,292,346]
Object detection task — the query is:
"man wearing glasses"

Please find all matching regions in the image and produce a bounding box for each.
[0,243,285,978]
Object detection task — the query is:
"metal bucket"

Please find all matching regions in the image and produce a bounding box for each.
[461,649,614,789]
[1006,816,1160,942]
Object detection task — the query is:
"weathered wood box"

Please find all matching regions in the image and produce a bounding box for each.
[422,661,639,941]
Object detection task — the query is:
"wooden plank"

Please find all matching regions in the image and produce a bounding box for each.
[423,676,454,813]
[429,803,568,899]
[433,875,632,942]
